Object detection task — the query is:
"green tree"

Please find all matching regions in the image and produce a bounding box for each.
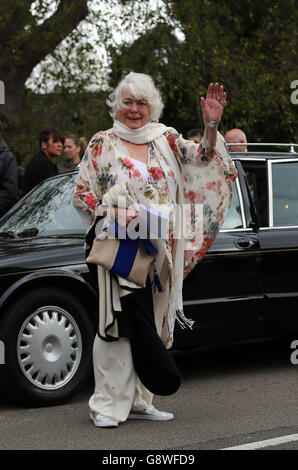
[0,0,119,163]
[113,0,298,143]
[1,0,297,164]
[0,0,160,163]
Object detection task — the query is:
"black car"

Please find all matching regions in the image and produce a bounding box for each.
[0,144,298,405]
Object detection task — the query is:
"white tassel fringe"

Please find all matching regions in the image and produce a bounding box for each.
[175,309,195,330]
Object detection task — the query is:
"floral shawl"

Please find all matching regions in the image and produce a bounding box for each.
[73,127,237,347]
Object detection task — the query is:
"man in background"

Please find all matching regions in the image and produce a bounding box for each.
[225,128,247,152]
[187,128,203,143]
[23,128,64,194]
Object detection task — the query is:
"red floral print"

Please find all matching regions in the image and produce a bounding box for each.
[133,169,141,178]
[83,192,97,210]
[122,157,134,169]
[166,133,178,153]
[92,141,102,158]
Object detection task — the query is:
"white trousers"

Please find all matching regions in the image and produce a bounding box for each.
[89,335,153,423]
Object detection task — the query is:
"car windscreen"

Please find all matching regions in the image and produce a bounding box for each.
[0,173,86,238]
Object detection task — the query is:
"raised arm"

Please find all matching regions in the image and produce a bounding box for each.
[165,82,228,166]
[200,82,226,149]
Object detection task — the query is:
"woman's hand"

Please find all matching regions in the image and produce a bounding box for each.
[200,82,227,148]
[113,207,139,227]
[200,82,226,124]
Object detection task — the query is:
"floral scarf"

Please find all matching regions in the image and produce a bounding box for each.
[73,122,237,347]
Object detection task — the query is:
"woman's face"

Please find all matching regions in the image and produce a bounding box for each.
[117,91,150,129]
[64,138,80,160]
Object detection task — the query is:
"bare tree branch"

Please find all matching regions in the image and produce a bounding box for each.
[0,0,89,122]
[24,0,88,78]
[6,0,89,84]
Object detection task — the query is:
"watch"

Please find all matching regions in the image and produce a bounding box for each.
[205,120,220,128]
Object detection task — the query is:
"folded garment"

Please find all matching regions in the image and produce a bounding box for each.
[117,278,181,396]
[86,220,158,287]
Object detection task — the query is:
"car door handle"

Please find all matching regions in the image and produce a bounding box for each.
[234,237,256,249]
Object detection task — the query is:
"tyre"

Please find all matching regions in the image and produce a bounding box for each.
[0,287,95,406]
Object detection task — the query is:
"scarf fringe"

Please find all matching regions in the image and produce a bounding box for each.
[175,309,195,330]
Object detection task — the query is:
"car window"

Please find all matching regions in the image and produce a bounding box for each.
[0,173,85,237]
[271,160,298,227]
[221,182,243,230]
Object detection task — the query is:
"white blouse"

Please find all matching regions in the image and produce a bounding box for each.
[129,157,149,179]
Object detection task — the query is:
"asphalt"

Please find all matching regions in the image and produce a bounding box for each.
[1,339,298,451]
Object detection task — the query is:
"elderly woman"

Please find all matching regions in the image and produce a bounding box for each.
[73,72,237,428]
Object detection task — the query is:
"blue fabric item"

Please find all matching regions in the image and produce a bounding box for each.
[99,222,158,279]
[112,237,139,278]
[142,238,158,255]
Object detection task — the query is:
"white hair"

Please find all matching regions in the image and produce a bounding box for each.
[106,72,164,122]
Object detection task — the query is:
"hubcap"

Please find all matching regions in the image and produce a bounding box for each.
[17,306,82,390]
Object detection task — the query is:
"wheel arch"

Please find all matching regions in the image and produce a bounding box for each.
[0,270,98,330]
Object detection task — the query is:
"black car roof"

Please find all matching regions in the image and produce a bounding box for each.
[232,152,298,160]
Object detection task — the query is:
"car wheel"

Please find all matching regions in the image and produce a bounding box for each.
[0,287,95,406]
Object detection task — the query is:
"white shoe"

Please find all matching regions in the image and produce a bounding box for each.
[128,405,174,421]
[90,411,119,428]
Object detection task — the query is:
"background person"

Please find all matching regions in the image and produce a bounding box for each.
[225,128,247,152]
[58,134,83,174]
[187,127,203,143]
[0,137,19,218]
[73,72,237,428]
[23,128,64,194]
[79,137,88,159]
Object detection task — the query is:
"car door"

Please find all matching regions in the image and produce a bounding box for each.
[258,158,298,302]
[183,160,263,332]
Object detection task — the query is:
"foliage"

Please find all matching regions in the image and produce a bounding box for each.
[112,0,298,143]
[0,0,164,163]
[0,0,297,166]
[0,0,91,161]
[15,90,112,165]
